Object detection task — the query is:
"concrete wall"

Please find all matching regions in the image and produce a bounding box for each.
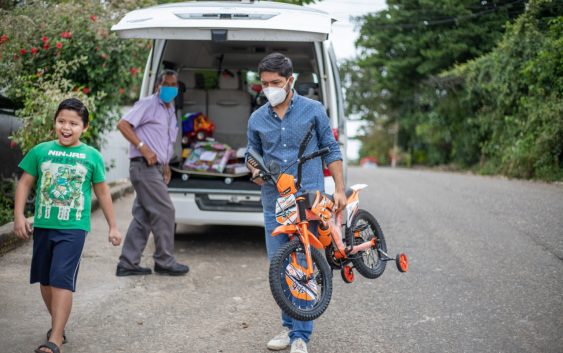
[100,127,130,182]
[100,107,131,182]
[0,111,23,178]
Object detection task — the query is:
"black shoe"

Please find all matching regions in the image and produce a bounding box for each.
[116,264,152,277]
[154,263,189,276]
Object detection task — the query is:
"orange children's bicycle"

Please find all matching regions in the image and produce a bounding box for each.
[247,124,408,321]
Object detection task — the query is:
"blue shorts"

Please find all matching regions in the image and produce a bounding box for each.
[30,227,87,292]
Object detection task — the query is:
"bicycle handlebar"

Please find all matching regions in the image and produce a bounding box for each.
[300,147,330,162]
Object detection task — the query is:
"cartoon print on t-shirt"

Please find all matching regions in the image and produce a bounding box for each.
[37,160,87,221]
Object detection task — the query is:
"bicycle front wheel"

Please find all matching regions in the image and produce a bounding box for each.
[269,238,333,321]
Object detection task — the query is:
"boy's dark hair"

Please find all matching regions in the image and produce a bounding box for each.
[54,98,89,126]
[157,69,178,85]
[258,52,293,78]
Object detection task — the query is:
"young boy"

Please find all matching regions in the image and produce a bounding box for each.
[13,98,122,353]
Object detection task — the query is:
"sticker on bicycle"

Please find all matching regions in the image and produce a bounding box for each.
[275,194,298,225]
[284,262,319,301]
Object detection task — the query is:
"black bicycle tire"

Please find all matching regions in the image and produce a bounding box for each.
[269,238,333,321]
[350,209,387,279]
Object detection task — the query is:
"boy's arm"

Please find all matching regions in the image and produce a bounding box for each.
[13,172,35,240]
[92,182,122,246]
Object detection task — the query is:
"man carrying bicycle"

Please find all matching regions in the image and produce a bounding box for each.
[246,52,346,353]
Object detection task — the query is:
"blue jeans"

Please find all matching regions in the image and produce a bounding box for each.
[264,209,314,343]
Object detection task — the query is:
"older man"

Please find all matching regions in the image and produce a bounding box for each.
[115,69,189,277]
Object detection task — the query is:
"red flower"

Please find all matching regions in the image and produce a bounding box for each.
[31,47,39,55]
[101,53,109,60]
[9,141,17,149]
[90,15,97,22]
[41,36,48,43]
[43,43,50,50]
[0,34,8,45]
[20,48,27,55]
[82,87,90,94]
[56,42,63,49]
[61,32,72,39]
[118,88,125,95]
[130,67,139,76]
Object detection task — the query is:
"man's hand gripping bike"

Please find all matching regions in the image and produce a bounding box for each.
[247,124,408,321]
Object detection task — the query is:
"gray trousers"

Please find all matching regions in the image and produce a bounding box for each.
[118,160,176,269]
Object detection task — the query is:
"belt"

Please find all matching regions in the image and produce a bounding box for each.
[130,157,160,166]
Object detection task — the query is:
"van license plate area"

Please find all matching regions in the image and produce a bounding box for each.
[196,194,262,212]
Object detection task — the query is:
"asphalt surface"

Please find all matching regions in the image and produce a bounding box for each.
[0,167,562,353]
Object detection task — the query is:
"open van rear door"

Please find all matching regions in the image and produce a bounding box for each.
[111,1,332,42]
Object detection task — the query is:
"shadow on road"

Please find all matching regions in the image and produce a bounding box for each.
[174,224,266,252]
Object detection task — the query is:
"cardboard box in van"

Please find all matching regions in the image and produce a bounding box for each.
[112,1,347,228]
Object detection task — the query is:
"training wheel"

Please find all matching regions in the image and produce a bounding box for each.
[395,253,408,272]
[341,265,355,283]
[181,173,189,181]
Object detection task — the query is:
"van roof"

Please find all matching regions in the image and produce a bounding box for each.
[112,1,334,42]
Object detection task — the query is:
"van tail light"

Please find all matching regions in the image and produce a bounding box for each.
[323,128,339,177]
[332,128,339,142]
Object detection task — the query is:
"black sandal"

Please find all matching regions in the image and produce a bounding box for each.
[34,341,60,353]
[46,329,67,344]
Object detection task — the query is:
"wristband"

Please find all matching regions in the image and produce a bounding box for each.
[137,141,144,149]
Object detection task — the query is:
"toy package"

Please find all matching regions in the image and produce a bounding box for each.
[182,141,234,173]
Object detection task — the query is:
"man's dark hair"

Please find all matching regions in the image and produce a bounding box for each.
[54,98,89,126]
[157,69,178,85]
[258,52,293,78]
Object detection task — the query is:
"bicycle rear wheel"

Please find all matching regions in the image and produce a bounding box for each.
[269,238,333,321]
[350,209,387,279]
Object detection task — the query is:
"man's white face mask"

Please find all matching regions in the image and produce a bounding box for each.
[263,78,291,107]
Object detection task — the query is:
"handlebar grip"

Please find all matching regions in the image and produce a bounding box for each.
[304,147,330,161]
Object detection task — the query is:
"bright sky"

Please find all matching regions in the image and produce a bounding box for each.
[308,0,387,59]
[306,0,387,161]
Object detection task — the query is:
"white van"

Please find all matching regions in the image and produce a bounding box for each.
[112,1,347,227]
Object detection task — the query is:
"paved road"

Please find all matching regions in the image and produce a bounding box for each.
[1,167,562,353]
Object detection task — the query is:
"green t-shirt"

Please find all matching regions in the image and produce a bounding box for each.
[18,140,106,232]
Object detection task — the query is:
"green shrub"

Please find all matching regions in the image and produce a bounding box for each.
[0,1,150,151]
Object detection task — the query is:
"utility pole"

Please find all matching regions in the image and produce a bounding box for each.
[390,120,399,168]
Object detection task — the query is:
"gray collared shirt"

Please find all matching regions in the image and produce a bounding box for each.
[123,94,178,165]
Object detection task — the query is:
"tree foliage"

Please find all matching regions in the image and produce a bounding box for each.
[0,1,154,151]
[342,0,563,179]
[452,0,563,179]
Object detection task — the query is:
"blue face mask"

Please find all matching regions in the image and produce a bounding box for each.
[159,86,178,103]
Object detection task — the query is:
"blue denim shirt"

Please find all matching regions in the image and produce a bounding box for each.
[247,91,342,212]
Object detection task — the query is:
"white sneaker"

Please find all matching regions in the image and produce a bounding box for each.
[290,338,308,353]
[267,328,290,350]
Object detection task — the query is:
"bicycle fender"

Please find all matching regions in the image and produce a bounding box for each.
[272,224,298,236]
[305,229,324,250]
[272,225,324,250]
